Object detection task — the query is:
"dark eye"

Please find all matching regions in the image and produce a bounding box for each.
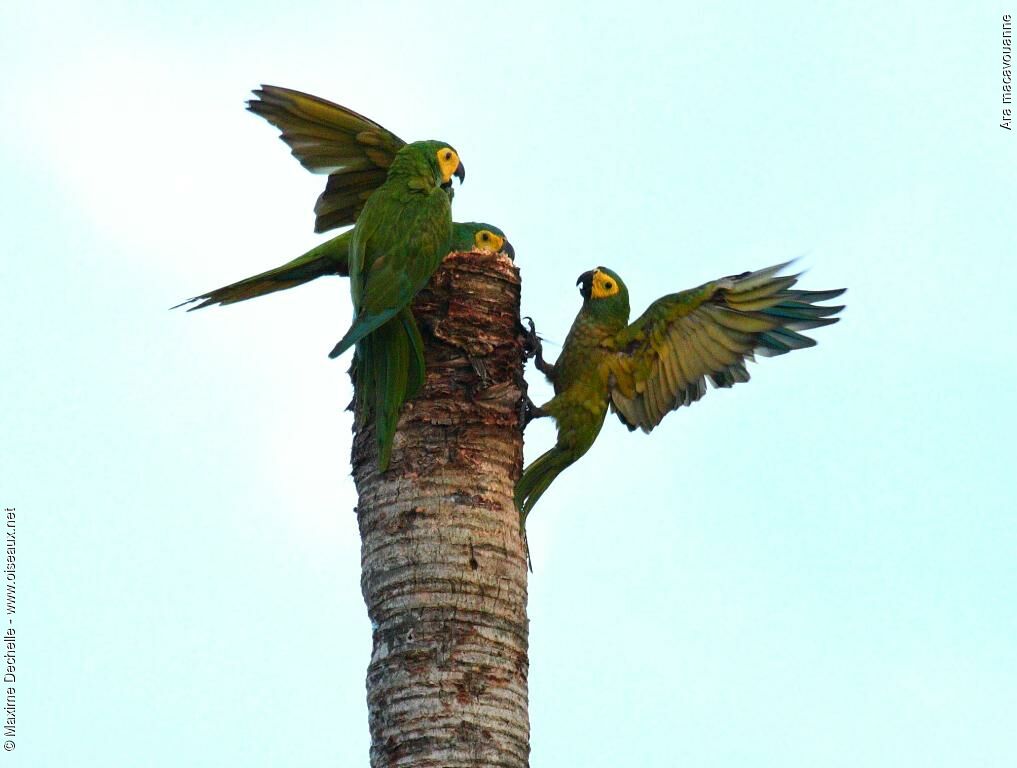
[481,233,489,241]
[444,151,452,160]
[604,281,613,290]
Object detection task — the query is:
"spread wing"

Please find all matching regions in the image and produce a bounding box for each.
[247,85,406,233]
[609,263,845,432]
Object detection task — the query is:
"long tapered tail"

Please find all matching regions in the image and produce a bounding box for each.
[356,310,426,471]
[173,232,351,310]
[514,445,579,531]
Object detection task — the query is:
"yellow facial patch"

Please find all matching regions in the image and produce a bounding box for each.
[473,229,505,253]
[436,147,461,183]
[590,270,620,299]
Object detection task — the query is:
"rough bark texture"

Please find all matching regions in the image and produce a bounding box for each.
[353,250,529,768]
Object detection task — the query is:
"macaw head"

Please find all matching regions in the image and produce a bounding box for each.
[435,145,466,187]
[393,140,466,189]
[576,267,630,323]
[450,222,515,260]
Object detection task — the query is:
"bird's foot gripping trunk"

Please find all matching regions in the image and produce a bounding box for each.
[351,250,531,767]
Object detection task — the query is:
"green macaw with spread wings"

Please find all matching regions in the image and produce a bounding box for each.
[184,85,475,470]
[179,87,511,313]
[248,86,468,470]
[516,263,845,526]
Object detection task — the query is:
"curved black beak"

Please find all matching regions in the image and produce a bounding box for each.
[454,161,466,185]
[576,270,594,300]
[503,239,515,261]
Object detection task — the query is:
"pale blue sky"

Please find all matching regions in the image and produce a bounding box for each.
[2,2,1014,766]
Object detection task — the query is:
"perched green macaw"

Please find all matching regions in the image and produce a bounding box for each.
[516,263,845,526]
[186,85,471,471]
[329,138,465,471]
[174,223,513,310]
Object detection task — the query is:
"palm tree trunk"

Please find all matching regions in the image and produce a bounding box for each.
[352,250,530,767]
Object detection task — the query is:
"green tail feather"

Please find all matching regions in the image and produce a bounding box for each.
[356,312,425,471]
[372,322,408,471]
[174,232,351,310]
[398,307,426,399]
[514,446,579,531]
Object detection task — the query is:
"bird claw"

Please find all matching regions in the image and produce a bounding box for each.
[523,395,547,428]
[521,317,541,358]
[520,317,555,378]
[514,370,547,430]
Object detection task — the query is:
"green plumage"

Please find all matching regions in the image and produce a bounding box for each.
[180,86,480,472]
[246,85,408,233]
[330,141,461,358]
[330,140,464,470]
[172,233,352,310]
[173,223,511,311]
[515,263,845,527]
